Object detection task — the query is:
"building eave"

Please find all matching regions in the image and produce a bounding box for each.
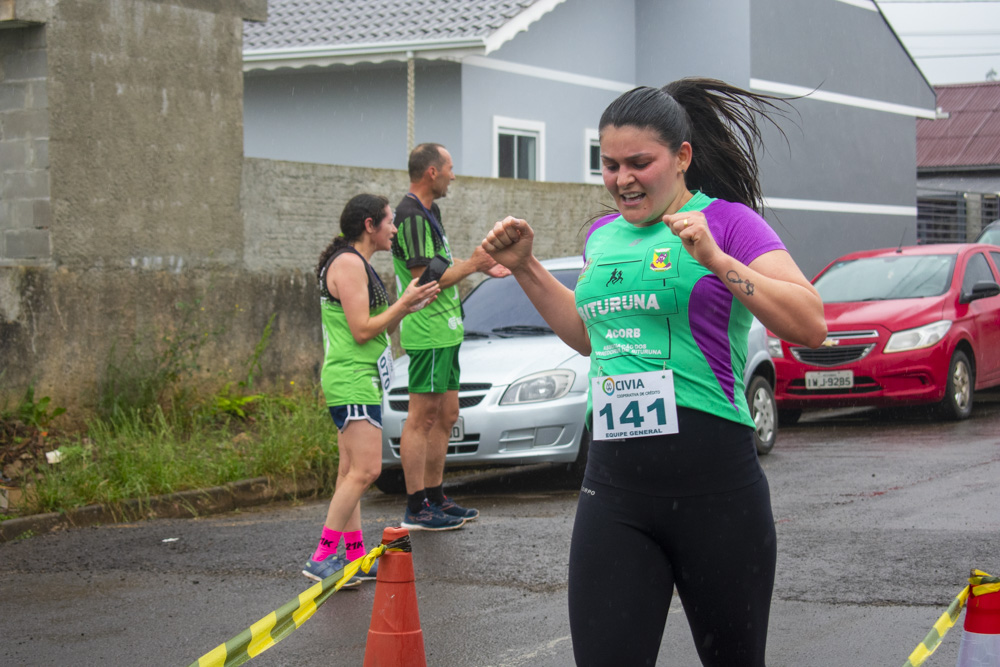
[482,0,568,54]
[243,37,488,72]
[919,165,1000,175]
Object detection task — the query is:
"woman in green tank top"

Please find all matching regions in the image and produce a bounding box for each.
[302,194,440,585]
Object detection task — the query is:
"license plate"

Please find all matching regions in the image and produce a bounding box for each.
[450,416,465,442]
[402,416,465,442]
[805,370,854,390]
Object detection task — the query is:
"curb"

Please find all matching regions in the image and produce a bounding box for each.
[0,462,560,543]
[0,475,325,543]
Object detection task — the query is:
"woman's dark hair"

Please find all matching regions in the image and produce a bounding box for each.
[315,194,390,281]
[599,78,791,213]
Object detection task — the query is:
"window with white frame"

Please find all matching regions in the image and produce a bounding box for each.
[493,116,545,181]
[585,128,602,184]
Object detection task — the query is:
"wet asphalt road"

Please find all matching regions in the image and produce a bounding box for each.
[2,394,999,667]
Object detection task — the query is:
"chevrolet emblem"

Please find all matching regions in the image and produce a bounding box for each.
[821,338,839,347]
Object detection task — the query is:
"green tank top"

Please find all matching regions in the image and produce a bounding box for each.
[319,246,390,406]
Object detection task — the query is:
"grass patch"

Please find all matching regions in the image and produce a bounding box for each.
[18,390,338,516]
[1,308,340,519]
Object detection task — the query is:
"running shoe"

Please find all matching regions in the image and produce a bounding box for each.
[432,495,479,521]
[400,500,465,531]
[302,554,362,587]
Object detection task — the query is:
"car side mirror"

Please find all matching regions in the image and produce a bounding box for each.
[960,281,1000,304]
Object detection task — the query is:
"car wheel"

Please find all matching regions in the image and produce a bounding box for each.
[938,350,974,420]
[777,409,801,426]
[746,375,777,455]
[373,468,407,494]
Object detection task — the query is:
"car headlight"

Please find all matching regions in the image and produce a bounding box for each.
[767,336,784,358]
[499,370,575,405]
[884,320,952,353]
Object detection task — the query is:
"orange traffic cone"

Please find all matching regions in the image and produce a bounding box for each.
[955,586,1000,665]
[363,527,427,667]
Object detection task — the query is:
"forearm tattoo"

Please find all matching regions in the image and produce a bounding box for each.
[726,270,755,296]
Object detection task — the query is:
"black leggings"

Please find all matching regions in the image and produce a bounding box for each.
[567,474,776,666]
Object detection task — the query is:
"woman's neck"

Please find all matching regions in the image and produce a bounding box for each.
[349,237,377,262]
[666,188,694,216]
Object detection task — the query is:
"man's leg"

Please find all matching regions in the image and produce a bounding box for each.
[423,388,479,520]
[399,347,466,530]
[400,391,445,494]
[399,390,464,530]
[422,389,458,489]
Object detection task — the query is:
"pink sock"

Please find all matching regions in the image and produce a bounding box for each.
[344,530,366,562]
[312,526,342,562]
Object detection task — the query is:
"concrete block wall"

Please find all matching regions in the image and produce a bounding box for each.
[241,158,612,360]
[0,154,612,411]
[0,23,49,265]
[242,158,613,281]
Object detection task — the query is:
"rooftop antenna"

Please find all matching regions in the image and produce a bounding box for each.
[895,223,908,254]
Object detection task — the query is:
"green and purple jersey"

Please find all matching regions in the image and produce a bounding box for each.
[577,192,785,428]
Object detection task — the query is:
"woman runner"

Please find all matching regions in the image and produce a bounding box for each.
[482,79,827,665]
[303,194,439,585]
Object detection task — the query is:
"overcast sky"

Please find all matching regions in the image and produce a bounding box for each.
[876,0,1000,85]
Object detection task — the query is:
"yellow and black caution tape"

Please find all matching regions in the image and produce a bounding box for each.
[188,535,412,667]
[901,569,1000,667]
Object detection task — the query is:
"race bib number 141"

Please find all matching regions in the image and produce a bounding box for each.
[591,370,679,441]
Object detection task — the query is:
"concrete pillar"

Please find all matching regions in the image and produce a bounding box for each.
[0,0,268,408]
[42,0,265,270]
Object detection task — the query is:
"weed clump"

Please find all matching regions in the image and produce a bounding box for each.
[1,310,338,518]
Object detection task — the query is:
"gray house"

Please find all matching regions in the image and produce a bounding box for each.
[242,0,936,276]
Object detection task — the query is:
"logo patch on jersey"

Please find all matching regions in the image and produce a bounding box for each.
[606,269,624,286]
[649,247,671,272]
[578,257,593,282]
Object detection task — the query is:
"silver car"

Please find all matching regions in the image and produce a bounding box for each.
[377,256,777,493]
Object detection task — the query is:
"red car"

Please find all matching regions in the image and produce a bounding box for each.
[771,244,1000,422]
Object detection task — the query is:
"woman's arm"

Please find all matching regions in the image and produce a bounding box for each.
[714,249,826,347]
[663,211,827,347]
[483,217,591,355]
[328,253,439,345]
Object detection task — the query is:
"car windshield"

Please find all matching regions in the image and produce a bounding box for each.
[463,268,580,337]
[814,254,956,302]
[977,224,1000,245]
